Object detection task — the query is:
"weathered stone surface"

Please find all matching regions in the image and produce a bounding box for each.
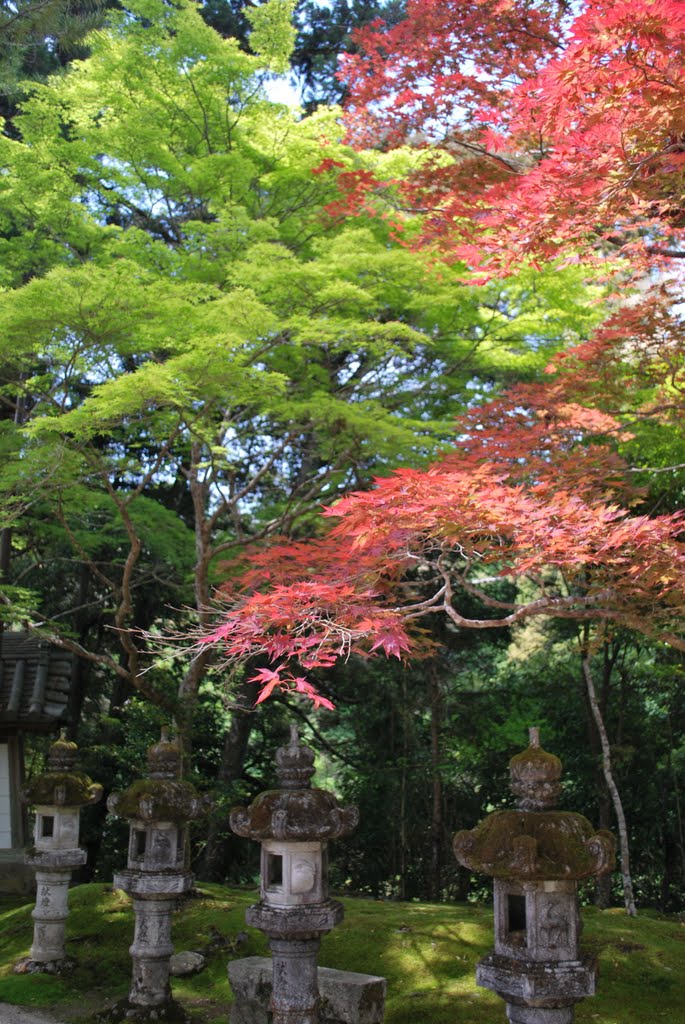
[13,955,76,976]
[506,1006,574,1024]
[22,735,102,809]
[25,848,87,870]
[21,735,100,968]
[228,957,386,1024]
[106,729,212,826]
[113,870,193,898]
[22,770,103,808]
[230,727,358,843]
[230,787,359,843]
[245,899,344,938]
[107,728,210,1018]
[169,951,206,976]
[107,779,210,825]
[232,727,361,1024]
[97,996,191,1023]
[318,965,387,1024]
[453,810,615,881]
[453,728,614,1024]
[476,953,597,1003]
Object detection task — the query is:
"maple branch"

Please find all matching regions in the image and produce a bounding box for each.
[55,495,118,595]
[436,568,659,633]
[629,462,685,474]
[28,630,131,681]
[224,430,298,515]
[645,248,685,259]
[24,621,178,713]
[282,701,365,772]
[444,135,524,175]
[393,584,447,620]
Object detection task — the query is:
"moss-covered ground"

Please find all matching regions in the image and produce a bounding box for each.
[0,884,683,1023]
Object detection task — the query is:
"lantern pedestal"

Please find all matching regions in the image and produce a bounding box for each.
[246,902,344,1024]
[112,871,192,1014]
[25,855,85,966]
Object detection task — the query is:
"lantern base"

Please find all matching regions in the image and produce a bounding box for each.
[505,1005,574,1024]
[246,898,344,939]
[25,848,87,871]
[228,955,387,1024]
[113,870,193,898]
[97,996,191,1023]
[477,951,596,1005]
[13,956,76,975]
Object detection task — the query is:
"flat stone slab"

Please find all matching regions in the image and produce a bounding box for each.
[228,956,386,1024]
[0,1006,66,1024]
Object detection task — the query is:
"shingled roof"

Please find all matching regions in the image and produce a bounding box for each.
[0,632,74,729]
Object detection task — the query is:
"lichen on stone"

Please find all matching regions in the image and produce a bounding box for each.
[108,779,209,823]
[453,809,616,880]
[22,770,103,808]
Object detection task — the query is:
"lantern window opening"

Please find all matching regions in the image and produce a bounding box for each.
[41,815,55,839]
[507,893,527,938]
[267,852,283,889]
[134,829,147,858]
[175,829,184,863]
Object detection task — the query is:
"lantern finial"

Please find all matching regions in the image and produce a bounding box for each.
[275,726,315,790]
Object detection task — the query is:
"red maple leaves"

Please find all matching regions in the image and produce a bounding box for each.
[199,1,685,710]
[203,362,685,707]
[340,0,685,272]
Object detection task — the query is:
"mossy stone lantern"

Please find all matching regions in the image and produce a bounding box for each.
[230,725,359,1024]
[107,728,210,1021]
[22,731,102,970]
[453,728,616,1024]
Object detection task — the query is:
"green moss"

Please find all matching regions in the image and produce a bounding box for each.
[509,747,561,771]
[110,780,205,823]
[23,772,102,808]
[455,809,615,879]
[0,885,684,1024]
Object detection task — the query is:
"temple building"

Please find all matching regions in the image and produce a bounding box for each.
[0,632,75,893]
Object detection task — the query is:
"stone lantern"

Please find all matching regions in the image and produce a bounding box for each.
[453,728,616,1024]
[230,724,359,1024]
[107,728,210,1021]
[21,731,102,971]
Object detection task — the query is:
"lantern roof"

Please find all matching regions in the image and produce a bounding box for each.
[453,728,615,881]
[107,727,210,824]
[230,725,358,842]
[22,730,102,808]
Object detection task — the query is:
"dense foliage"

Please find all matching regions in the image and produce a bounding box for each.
[2,0,684,912]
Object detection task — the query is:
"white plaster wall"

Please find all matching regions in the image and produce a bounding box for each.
[0,743,12,848]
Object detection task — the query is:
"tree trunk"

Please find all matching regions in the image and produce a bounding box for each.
[195,676,258,881]
[582,654,637,916]
[428,666,443,901]
[666,712,685,892]
[398,671,408,901]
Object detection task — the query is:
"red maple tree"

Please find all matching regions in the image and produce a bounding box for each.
[202,384,685,708]
[339,0,685,273]
[199,2,685,712]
